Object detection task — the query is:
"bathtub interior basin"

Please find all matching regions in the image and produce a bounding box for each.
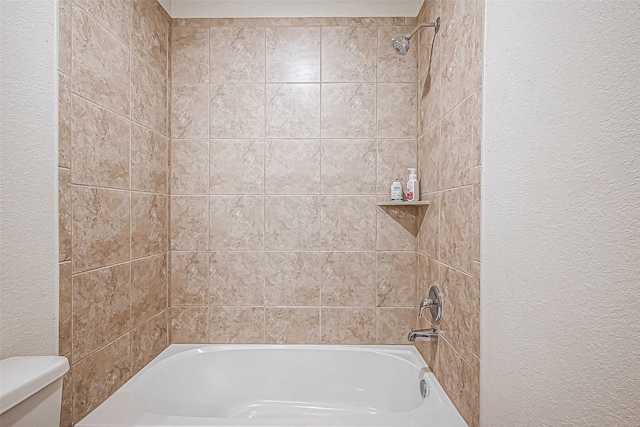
[77,344,468,427]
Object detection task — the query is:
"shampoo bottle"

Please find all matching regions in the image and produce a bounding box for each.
[406,168,419,202]
[391,179,403,201]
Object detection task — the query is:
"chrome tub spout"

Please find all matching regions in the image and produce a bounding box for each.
[407,328,439,342]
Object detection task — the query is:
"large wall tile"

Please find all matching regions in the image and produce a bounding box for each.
[131,310,168,373]
[71,95,129,189]
[321,139,376,194]
[266,27,320,82]
[266,84,320,138]
[434,338,480,427]
[72,263,130,361]
[418,123,440,194]
[417,192,440,258]
[377,26,417,83]
[59,169,71,262]
[72,334,131,423]
[321,196,376,250]
[59,263,72,356]
[377,139,418,194]
[170,252,209,305]
[377,83,417,138]
[209,306,264,343]
[72,6,129,116]
[72,187,130,273]
[376,307,415,344]
[377,252,417,307]
[320,308,375,344]
[131,253,168,327]
[171,306,209,343]
[58,73,71,168]
[321,83,376,138]
[58,0,71,74]
[376,202,418,251]
[171,27,209,83]
[440,95,474,189]
[170,139,209,194]
[74,0,130,45]
[170,196,208,251]
[322,26,377,82]
[292,17,402,26]
[440,187,473,274]
[440,10,475,114]
[440,265,479,364]
[265,308,319,344]
[131,56,168,135]
[131,124,168,193]
[264,252,323,306]
[171,83,209,139]
[209,252,265,306]
[210,139,265,195]
[209,27,265,82]
[131,193,167,258]
[131,0,169,76]
[265,139,320,194]
[439,0,468,45]
[472,85,482,167]
[264,196,320,250]
[59,354,72,427]
[321,252,376,307]
[472,0,484,75]
[210,83,265,138]
[419,50,441,135]
[209,196,264,250]
[472,167,481,261]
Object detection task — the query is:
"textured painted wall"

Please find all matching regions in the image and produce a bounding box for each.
[412,0,483,426]
[0,0,58,358]
[482,0,640,425]
[56,0,172,424]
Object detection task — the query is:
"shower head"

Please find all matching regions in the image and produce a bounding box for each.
[391,17,441,55]
[392,35,411,55]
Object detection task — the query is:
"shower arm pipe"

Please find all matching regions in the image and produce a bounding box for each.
[406,17,441,39]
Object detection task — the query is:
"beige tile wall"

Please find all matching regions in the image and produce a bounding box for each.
[57,0,171,425]
[168,17,421,346]
[414,1,483,426]
[56,3,482,425]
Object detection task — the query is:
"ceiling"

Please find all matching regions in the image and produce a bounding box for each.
[158,0,424,18]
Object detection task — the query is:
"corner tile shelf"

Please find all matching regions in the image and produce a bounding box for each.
[377,201,430,206]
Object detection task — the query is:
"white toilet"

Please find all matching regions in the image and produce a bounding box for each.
[0,356,69,427]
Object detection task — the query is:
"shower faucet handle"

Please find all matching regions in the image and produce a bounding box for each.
[419,286,442,322]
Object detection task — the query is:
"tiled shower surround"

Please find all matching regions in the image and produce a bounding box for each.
[57,0,171,425]
[57,1,482,426]
[414,1,483,426]
[168,16,420,346]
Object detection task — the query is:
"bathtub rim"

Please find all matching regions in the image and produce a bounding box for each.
[132,343,428,381]
[76,344,469,427]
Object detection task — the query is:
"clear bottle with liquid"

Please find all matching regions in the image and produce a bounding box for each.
[406,168,419,202]
[391,179,403,201]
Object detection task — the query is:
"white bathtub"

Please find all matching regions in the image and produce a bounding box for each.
[77,345,467,427]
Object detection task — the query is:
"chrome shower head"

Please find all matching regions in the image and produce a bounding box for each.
[391,17,441,55]
[392,35,411,56]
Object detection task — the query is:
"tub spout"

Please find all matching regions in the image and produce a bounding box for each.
[407,328,439,342]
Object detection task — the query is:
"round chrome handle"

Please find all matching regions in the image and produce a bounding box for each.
[419,286,442,322]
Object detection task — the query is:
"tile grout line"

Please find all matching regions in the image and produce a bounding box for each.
[206,26,212,343]
[262,26,267,339]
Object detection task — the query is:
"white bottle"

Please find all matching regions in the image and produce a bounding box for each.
[391,179,403,201]
[406,168,419,202]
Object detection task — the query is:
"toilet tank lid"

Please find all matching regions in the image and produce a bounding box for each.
[0,356,69,414]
